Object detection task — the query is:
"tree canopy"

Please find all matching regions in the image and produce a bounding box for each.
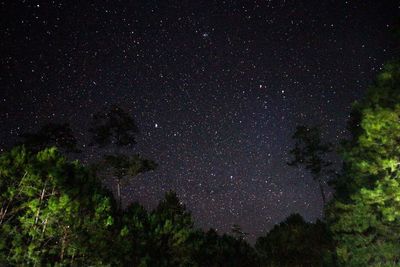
[0,146,115,266]
[255,213,332,267]
[327,61,400,266]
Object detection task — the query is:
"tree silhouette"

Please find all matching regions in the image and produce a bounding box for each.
[89,104,138,147]
[89,105,156,210]
[255,213,332,267]
[98,154,157,210]
[231,224,249,241]
[18,122,79,153]
[288,125,333,205]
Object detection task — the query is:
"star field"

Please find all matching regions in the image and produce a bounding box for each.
[0,0,399,242]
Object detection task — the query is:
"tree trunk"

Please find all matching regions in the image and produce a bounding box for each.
[1,172,28,225]
[60,229,67,261]
[117,179,122,210]
[0,206,8,225]
[35,183,47,224]
[318,180,326,205]
[71,249,75,265]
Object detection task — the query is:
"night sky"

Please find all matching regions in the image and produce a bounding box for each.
[1,0,399,242]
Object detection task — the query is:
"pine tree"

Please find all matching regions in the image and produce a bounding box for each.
[89,105,156,210]
[288,125,333,205]
[100,154,156,210]
[0,146,115,266]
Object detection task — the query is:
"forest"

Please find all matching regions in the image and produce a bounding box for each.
[0,58,399,266]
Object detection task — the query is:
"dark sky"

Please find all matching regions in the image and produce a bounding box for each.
[1,0,399,242]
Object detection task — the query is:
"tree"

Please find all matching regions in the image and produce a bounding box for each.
[89,105,157,210]
[192,228,258,267]
[112,202,150,266]
[231,224,249,241]
[99,154,157,210]
[0,146,261,266]
[116,191,197,266]
[0,146,115,266]
[288,125,333,205]
[18,122,79,154]
[327,61,400,266]
[255,213,332,267]
[145,191,196,266]
[89,104,138,148]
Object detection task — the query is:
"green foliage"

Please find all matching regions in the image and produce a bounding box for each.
[113,191,259,267]
[255,214,332,267]
[328,61,400,266]
[0,151,260,266]
[140,192,195,266]
[0,146,115,266]
[113,191,196,266]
